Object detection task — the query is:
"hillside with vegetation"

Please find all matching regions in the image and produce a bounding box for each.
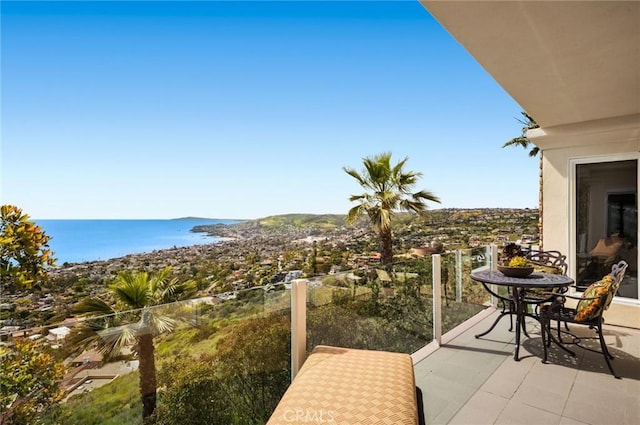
[194,208,538,245]
[258,213,346,229]
[2,208,538,425]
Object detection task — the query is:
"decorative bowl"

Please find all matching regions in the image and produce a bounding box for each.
[497,265,534,277]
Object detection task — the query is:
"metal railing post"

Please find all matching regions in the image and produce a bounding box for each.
[455,249,463,302]
[490,244,499,270]
[432,254,442,346]
[291,279,307,381]
[489,244,499,306]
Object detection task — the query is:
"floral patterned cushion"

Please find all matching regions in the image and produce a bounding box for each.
[575,275,614,321]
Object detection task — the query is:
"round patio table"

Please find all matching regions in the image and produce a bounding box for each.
[470,270,574,361]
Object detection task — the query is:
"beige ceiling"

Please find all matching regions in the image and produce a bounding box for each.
[421,1,640,131]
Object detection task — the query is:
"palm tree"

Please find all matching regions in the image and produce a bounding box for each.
[502,112,540,157]
[73,267,196,421]
[502,112,543,245]
[343,152,440,267]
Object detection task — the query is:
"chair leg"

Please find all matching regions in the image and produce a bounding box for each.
[521,309,530,338]
[596,323,620,379]
[508,300,514,332]
[602,342,615,360]
[547,322,575,357]
[558,320,570,339]
[500,299,507,314]
[599,327,615,360]
[541,317,548,363]
[557,319,568,343]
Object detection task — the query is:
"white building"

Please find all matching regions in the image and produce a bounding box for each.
[47,326,71,343]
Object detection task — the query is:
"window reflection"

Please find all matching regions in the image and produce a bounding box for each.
[576,160,637,299]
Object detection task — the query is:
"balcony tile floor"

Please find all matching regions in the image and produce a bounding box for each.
[414,309,640,425]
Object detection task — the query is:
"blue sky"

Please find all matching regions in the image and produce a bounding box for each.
[1,1,538,219]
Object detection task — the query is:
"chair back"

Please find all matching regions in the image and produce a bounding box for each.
[525,250,568,275]
[604,260,628,310]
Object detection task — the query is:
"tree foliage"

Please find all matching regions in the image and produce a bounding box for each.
[0,205,56,289]
[0,339,65,425]
[154,313,291,425]
[153,355,232,425]
[502,112,543,242]
[215,313,290,423]
[73,267,196,422]
[343,152,440,267]
[502,112,540,157]
[0,206,61,425]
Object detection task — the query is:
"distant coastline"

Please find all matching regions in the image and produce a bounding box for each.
[35,219,240,265]
[172,216,247,221]
[37,209,538,266]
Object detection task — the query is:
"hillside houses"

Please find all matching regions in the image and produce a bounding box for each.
[1,208,537,340]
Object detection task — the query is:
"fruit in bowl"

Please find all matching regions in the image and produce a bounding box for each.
[498,256,534,277]
[507,256,528,267]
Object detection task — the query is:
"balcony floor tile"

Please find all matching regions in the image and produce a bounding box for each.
[414,309,640,425]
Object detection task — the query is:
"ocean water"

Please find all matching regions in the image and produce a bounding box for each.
[34,219,238,264]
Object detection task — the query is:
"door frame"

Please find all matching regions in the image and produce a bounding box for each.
[569,152,639,305]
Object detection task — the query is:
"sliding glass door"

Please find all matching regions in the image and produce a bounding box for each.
[574,158,638,300]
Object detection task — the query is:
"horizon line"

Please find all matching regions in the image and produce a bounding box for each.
[31,207,540,221]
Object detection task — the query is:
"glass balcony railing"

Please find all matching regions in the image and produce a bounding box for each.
[298,246,498,361]
[439,247,493,334]
[3,245,501,425]
[6,286,291,425]
[305,258,434,355]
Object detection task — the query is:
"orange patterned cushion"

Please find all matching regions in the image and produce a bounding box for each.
[266,345,418,425]
[575,275,614,321]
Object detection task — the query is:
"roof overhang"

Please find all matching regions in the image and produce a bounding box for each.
[421,1,640,148]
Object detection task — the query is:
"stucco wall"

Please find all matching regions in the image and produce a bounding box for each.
[542,141,639,258]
